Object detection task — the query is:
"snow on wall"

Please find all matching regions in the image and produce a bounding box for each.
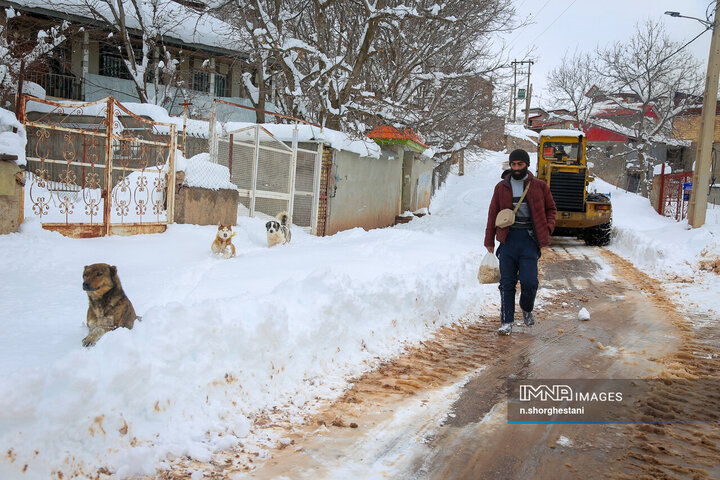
[0,107,27,166]
[177,153,236,191]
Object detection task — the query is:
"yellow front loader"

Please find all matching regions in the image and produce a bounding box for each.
[537,129,612,246]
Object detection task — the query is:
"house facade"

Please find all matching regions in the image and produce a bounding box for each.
[1,0,270,122]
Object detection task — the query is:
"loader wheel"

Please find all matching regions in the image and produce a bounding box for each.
[584,221,612,246]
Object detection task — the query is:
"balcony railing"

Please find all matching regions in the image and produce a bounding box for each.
[25,71,84,101]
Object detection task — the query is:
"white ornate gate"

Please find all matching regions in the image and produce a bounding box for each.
[20,96,177,237]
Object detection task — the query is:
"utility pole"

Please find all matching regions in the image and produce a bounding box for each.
[524,61,533,127]
[510,60,533,124]
[688,1,720,228]
[510,61,517,122]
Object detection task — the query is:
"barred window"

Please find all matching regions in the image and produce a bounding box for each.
[191,70,210,92]
[100,46,131,80]
[215,72,229,97]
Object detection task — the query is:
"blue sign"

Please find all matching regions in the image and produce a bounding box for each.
[683,182,693,191]
[683,193,690,201]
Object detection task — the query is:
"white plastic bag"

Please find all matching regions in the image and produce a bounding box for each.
[477,252,500,284]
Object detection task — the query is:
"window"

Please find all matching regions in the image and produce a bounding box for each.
[215,72,229,97]
[100,46,131,80]
[99,45,145,80]
[542,142,581,163]
[191,70,210,92]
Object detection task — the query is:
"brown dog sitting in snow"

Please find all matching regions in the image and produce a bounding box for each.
[211,224,236,258]
[82,263,138,347]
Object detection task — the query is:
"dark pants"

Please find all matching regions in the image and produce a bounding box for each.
[497,229,540,324]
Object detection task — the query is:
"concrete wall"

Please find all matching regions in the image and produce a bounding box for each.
[0,165,23,235]
[588,141,679,194]
[325,149,402,235]
[405,152,435,212]
[173,173,239,226]
[711,185,720,206]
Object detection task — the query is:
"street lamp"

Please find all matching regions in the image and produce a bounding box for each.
[666,6,720,228]
[664,11,713,28]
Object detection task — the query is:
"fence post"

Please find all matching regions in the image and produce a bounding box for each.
[228,133,233,178]
[104,97,114,236]
[249,124,260,217]
[167,124,177,224]
[658,162,666,216]
[208,101,217,162]
[287,123,298,223]
[310,142,324,235]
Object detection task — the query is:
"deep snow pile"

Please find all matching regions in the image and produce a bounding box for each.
[0,150,504,479]
[591,177,720,277]
[594,176,720,323]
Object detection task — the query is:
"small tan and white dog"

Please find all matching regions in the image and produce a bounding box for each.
[266,211,291,247]
[211,224,236,258]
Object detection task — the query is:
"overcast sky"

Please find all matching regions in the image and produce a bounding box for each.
[501,0,715,112]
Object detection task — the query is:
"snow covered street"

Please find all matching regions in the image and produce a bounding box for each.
[1,149,719,479]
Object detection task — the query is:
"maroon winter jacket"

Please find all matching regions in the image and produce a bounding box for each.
[484,170,557,249]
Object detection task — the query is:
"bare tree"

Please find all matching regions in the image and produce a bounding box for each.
[215,0,516,153]
[68,0,193,108]
[360,0,515,153]
[546,49,599,128]
[596,19,704,196]
[0,7,69,107]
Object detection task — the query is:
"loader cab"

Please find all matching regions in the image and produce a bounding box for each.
[537,129,587,180]
[541,141,582,165]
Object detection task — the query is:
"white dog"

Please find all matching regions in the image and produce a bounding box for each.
[265,212,291,247]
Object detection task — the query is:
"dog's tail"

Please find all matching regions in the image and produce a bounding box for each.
[277,211,290,226]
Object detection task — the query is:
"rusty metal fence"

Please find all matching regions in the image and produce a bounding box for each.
[20,95,177,237]
[209,100,323,234]
[657,170,693,221]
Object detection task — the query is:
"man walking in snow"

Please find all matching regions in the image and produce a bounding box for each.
[485,149,557,335]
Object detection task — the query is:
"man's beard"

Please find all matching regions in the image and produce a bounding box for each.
[511,167,528,180]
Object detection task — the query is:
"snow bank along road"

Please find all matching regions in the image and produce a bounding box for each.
[161,239,720,480]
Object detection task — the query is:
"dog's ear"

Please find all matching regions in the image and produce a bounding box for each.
[218,224,223,230]
[109,265,120,287]
[265,221,271,228]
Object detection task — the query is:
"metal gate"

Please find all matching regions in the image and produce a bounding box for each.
[20,96,176,237]
[658,170,693,221]
[215,124,322,233]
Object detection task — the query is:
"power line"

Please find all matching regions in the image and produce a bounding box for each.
[527,0,579,46]
[505,0,553,50]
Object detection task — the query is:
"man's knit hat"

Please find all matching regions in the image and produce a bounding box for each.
[509,149,530,166]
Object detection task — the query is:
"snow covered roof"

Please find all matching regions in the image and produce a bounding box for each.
[225,122,382,158]
[590,99,658,119]
[367,126,428,153]
[586,118,690,147]
[539,128,585,138]
[7,0,243,54]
